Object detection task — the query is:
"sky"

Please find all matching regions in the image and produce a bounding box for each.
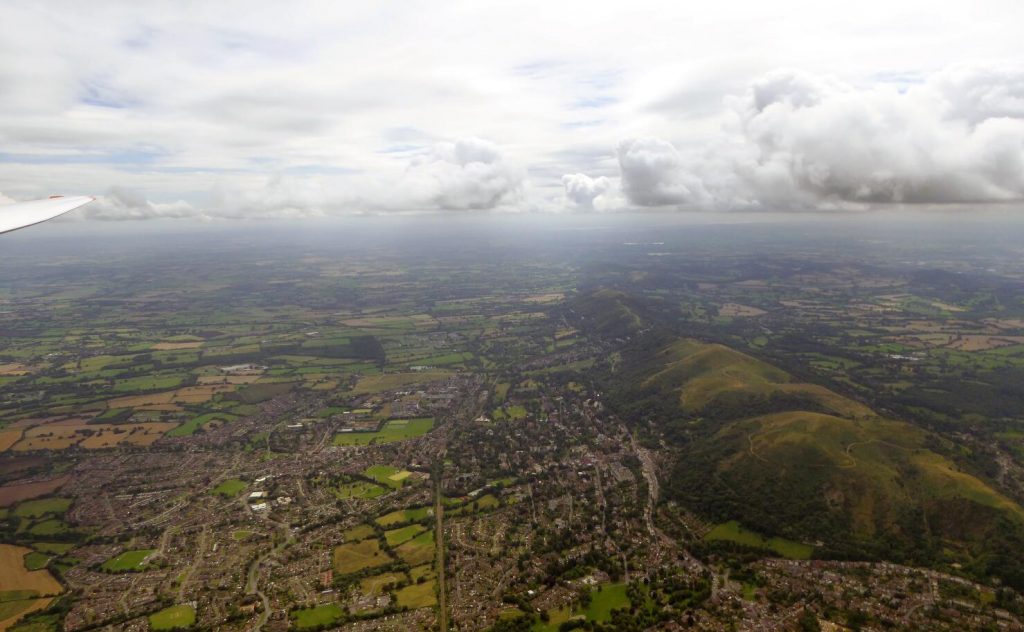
[0,0,1023,221]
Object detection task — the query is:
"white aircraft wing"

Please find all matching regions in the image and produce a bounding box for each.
[0,195,95,235]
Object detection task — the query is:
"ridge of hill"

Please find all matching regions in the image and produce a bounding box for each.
[572,289,1024,589]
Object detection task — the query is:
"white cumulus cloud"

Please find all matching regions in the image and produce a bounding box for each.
[734,66,1024,205]
[616,138,711,206]
[568,64,1024,211]
[561,173,623,211]
[397,138,524,211]
[81,187,200,220]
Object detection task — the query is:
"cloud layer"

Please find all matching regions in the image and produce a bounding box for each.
[564,64,1024,212]
[0,1,1022,218]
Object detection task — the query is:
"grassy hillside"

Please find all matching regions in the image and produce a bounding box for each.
[572,290,1024,588]
[677,411,1024,541]
[642,340,875,419]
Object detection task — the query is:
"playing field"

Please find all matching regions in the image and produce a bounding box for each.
[148,604,196,630]
[210,479,246,497]
[362,465,416,490]
[334,481,387,499]
[101,549,156,572]
[534,582,630,631]
[292,604,343,629]
[332,418,434,446]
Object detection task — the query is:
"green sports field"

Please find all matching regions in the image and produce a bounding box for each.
[332,417,433,446]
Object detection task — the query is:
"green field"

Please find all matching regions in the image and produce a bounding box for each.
[448,494,500,516]
[585,583,630,621]
[332,417,434,446]
[14,498,71,518]
[360,571,406,596]
[376,506,432,526]
[343,524,376,541]
[364,465,414,489]
[112,375,186,393]
[492,405,528,421]
[394,529,434,566]
[210,479,246,497]
[26,520,67,537]
[417,351,473,366]
[333,539,392,575]
[23,551,50,570]
[704,521,813,560]
[494,382,511,403]
[384,524,426,547]
[101,549,156,572]
[534,583,630,631]
[168,412,238,437]
[395,579,436,609]
[335,481,388,499]
[148,604,196,630]
[292,604,343,629]
[0,598,45,629]
[33,542,74,555]
[234,382,294,404]
[349,372,451,395]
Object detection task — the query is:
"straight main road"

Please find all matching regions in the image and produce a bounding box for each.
[434,470,448,632]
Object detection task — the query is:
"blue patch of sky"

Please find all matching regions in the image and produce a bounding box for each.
[210,28,312,61]
[562,120,605,129]
[280,165,360,176]
[873,71,926,93]
[121,25,160,50]
[382,126,430,142]
[572,96,617,109]
[511,60,563,78]
[80,80,132,109]
[380,144,425,154]
[245,157,359,175]
[575,69,621,91]
[81,94,127,109]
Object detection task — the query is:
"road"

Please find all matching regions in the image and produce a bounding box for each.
[632,437,660,540]
[434,472,449,632]
[246,520,293,632]
[176,526,207,602]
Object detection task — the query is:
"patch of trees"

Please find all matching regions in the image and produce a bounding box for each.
[348,335,386,367]
[696,391,830,424]
[895,366,1024,425]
